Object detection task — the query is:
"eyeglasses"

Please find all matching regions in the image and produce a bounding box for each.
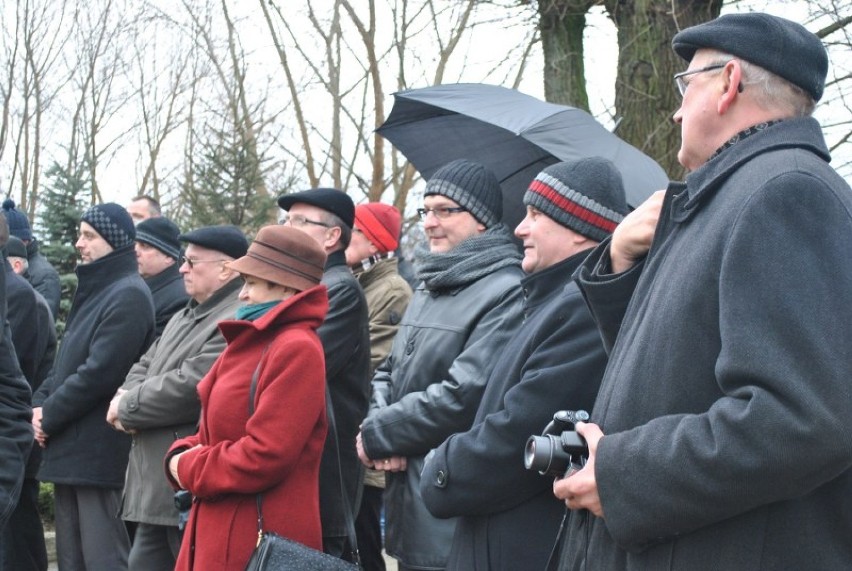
[281,214,331,228]
[674,63,726,97]
[417,206,467,220]
[181,256,226,269]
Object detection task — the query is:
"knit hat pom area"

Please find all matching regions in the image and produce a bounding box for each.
[81,203,136,250]
[2,198,33,242]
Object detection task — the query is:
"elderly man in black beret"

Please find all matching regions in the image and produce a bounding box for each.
[278,188,371,563]
[107,224,247,571]
[554,13,852,571]
[33,203,155,570]
[134,217,189,338]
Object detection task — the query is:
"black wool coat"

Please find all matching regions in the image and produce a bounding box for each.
[420,251,607,571]
[145,263,189,338]
[34,245,154,489]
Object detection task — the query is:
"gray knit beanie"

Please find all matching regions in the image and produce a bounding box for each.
[136,217,181,260]
[524,158,629,242]
[424,159,502,228]
[81,202,136,249]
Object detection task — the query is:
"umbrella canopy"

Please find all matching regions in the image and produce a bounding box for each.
[377,83,670,232]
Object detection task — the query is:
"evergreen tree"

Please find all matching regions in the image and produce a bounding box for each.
[38,162,88,276]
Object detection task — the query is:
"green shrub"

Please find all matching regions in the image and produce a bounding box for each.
[38,482,55,525]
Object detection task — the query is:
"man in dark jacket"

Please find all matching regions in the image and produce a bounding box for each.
[420,158,627,571]
[1,235,55,571]
[107,225,247,571]
[33,203,154,571]
[555,14,852,571]
[357,160,525,571]
[1,199,60,317]
[0,216,34,535]
[278,188,371,561]
[134,217,190,337]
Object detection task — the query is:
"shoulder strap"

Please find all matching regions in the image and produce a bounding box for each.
[325,388,362,567]
[249,347,269,538]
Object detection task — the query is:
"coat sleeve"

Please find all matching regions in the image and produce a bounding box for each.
[366,282,411,374]
[420,288,606,518]
[117,327,227,430]
[40,287,153,437]
[318,276,364,383]
[174,336,327,498]
[0,324,33,528]
[597,172,852,550]
[361,285,524,459]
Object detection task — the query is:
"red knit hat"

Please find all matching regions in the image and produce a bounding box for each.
[353,203,401,253]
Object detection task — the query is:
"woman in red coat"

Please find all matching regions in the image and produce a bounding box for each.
[167,225,329,570]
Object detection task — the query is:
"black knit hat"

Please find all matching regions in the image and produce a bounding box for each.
[178,225,248,260]
[672,13,827,102]
[524,157,629,243]
[136,217,181,260]
[81,202,135,249]
[4,235,28,259]
[424,159,502,228]
[2,199,32,242]
[277,188,355,229]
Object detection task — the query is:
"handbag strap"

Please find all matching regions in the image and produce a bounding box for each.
[247,346,362,568]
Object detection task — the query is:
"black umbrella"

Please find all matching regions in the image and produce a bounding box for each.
[377,83,670,231]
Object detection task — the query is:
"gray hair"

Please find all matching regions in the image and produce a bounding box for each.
[322,212,352,250]
[715,51,815,117]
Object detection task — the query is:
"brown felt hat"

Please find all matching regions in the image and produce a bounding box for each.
[227,225,327,292]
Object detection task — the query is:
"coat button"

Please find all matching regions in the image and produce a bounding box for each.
[436,470,446,486]
[405,340,415,355]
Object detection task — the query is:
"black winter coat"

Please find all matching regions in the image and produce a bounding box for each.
[420,252,607,571]
[317,250,371,538]
[25,240,60,318]
[34,245,154,488]
[145,263,189,338]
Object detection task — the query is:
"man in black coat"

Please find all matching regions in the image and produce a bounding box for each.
[1,237,55,571]
[419,158,627,571]
[134,217,189,338]
[0,216,34,534]
[279,188,371,562]
[33,203,154,571]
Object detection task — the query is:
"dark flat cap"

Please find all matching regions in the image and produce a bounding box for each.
[4,235,28,259]
[277,188,355,229]
[178,225,248,260]
[672,13,827,102]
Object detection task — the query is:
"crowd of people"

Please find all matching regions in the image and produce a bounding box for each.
[0,11,850,571]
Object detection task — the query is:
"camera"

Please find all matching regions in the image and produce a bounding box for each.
[524,410,590,478]
[174,490,193,530]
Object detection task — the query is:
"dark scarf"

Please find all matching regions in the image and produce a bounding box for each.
[235,300,278,321]
[415,224,522,291]
[708,120,783,162]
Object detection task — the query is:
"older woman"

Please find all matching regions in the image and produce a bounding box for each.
[166,225,329,570]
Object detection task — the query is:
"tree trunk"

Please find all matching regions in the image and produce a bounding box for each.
[538,0,594,110]
[606,0,722,178]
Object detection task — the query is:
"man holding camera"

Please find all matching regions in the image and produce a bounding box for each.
[418,158,625,571]
[107,225,247,571]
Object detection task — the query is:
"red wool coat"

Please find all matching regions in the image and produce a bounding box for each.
[168,285,329,571]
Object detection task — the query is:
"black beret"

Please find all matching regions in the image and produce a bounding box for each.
[672,13,827,102]
[277,188,355,229]
[4,235,28,259]
[178,225,248,260]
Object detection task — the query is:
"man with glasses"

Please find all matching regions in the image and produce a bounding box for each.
[134,217,189,338]
[554,14,852,570]
[33,203,155,571]
[107,224,247,571]
[357,159,524,571]
[278,188,371,563]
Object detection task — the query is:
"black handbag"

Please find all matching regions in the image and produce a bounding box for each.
[244,352,360,571]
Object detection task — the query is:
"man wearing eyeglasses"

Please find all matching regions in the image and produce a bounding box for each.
[33,203,155,571]
[554,14,852,571]
[134,217,189,338]
[357,159,524,571]
[106,224,247,571]
[278,188,371,563]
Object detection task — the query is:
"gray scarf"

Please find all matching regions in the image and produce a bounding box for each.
[415,224,522,291]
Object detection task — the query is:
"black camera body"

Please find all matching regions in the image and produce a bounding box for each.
[524,410,590,478]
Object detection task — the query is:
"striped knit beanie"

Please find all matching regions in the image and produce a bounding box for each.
[354,203,401,253]
[135,217,182,260]
[424,159,502,228]
[524,158,628,242]
[81,202,136,249]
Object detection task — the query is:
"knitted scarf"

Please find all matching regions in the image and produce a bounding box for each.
[415,224,522,291]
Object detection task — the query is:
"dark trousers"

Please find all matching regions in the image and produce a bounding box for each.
[0,478,48,571]
[127,523,181,571]
[54,484,129,571]
[354,485,386,571]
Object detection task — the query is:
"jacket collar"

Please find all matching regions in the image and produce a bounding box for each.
[144,263,182,293]
[75,244,139,294]
[355,256,399,289]
[672,117,830,223]
[325,249,347,271]
[188,277,243,320]
[218,283,329,342]
[520,248,590,315]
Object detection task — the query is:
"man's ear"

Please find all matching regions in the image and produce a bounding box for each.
[718,60,743,115]
[325,226,343,251]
